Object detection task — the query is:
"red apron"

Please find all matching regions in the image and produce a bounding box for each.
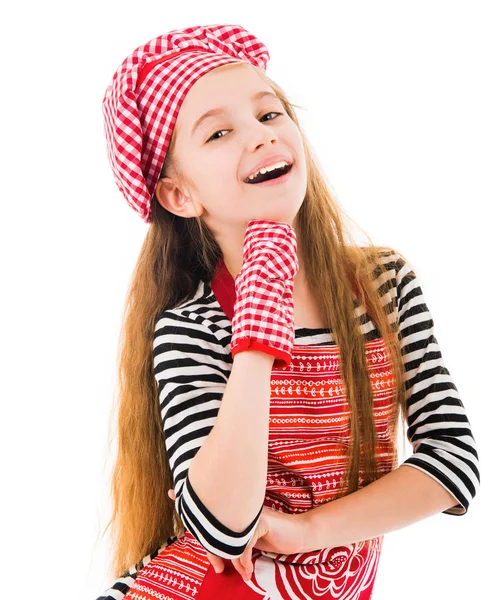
[123,257,398,599]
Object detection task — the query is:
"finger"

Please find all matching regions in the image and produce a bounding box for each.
[231,558,250,580]
[206,552,225,574]
[240,545,254,577]
[238,530,258,581]
[168,489,175,501]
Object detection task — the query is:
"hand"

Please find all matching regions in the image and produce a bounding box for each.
[167,488,307,582]
[231,219,299,367]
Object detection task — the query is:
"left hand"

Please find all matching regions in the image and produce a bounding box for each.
[168,488,307,582]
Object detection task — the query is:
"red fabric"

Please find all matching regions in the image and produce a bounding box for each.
[213,254,293,367]
[230,338,292,366]
[212,258,291,365]
[221,220,299,367]
[198,557,262,600]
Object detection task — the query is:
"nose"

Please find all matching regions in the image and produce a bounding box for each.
[245,119,279,151]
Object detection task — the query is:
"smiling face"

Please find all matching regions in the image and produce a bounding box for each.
[155,62,308,238]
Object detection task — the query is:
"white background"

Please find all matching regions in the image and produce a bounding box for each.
[1,2,501,599]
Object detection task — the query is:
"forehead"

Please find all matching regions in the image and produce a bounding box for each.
[176,63,279,133]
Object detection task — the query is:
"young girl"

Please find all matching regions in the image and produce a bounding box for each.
[97,23,480,600]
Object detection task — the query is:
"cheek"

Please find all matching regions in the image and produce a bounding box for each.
[200,170,248,216]
[202,156,244,191]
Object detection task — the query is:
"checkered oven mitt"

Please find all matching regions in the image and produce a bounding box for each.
[230,219,299,367]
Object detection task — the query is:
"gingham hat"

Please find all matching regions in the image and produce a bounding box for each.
[102,24,270,223]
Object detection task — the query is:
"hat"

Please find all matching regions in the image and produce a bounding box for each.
[102,24,270,223]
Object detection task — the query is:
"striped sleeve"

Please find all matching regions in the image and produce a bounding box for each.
[95,541,172,600]
[395,255,480,515]
[153,308,262,558]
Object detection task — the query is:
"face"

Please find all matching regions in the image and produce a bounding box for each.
[156,62,308,237]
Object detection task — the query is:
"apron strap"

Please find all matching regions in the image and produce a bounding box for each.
[210,256,236,322]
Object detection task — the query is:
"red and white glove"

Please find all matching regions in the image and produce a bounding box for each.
[230,219,299,367]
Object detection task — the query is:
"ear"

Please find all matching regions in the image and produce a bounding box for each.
[155,177,203,218]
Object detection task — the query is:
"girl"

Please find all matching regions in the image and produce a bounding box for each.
[97,24,480,600]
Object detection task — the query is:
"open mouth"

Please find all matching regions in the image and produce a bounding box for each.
[245,162,293,185]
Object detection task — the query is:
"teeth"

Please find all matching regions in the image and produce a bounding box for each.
[247,161,290,181]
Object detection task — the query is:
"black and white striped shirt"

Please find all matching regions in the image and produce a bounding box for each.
[96,249,480,599]
[152,249,480,558]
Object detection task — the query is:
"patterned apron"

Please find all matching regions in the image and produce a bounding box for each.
[122,257,398,600]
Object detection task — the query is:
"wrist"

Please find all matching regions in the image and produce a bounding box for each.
[296,509,321,554]
[298,507,327,552]
[231,340,292,367]
[232,347,276,367]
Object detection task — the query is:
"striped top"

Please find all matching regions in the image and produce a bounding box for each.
[152,249,480,559]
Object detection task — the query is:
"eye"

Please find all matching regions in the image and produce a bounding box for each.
[205,111,284,143]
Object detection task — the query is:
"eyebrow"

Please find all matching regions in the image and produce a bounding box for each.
[191,91,281,137]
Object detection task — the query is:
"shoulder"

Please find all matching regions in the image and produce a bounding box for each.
[349,245,417,291]
[153,280,231,351]
[362,245,412,273]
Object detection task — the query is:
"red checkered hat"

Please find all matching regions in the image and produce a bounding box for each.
[102,24,270,223]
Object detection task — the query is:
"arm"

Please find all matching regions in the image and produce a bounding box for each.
[154,308,272,559]
[393,253,480,514]
[156,221,298,560]
[297,251,480,551]
[300,463,458,552]
[188,349,274,533]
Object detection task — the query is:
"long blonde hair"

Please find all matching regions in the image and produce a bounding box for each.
[102,62,408,579]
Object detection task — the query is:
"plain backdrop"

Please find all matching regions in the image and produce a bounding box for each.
[1,2,501,599]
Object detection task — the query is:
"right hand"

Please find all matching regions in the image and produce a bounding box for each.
[168,488,265,581]
[230,219,299,367]
[167,488,306,582]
